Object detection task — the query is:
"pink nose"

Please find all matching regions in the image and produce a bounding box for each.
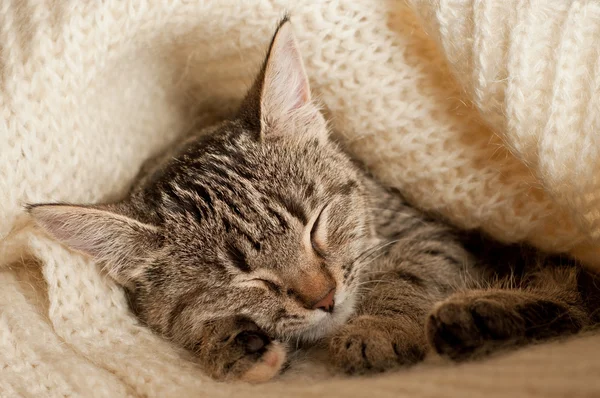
[312,288,335,312]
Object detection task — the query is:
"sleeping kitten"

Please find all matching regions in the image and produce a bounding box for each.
[28,18,600,382]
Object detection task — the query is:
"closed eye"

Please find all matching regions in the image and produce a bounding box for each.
[255,279,281,294]
[310,206,328,257]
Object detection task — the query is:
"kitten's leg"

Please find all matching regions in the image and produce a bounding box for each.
[329,225,480,374]
[427,265,598,361]
[185,316,287,382]
[329,275,438,374]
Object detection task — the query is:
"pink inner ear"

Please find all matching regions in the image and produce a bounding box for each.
[262,22,312,118]
[285,38,310,109]
[282,37,311,109]
[288,80,310,112]
[293,73,311,109]
[31,207,116,257]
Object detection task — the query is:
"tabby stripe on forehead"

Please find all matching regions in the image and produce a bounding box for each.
[190,182,213,211]
[220,193,244,218]
[202,167,257,224]
[223,150,258,181]
[273,192,308,224]
[201,170,247,214]
[226,241,251,272]
[304,181,316,198]
[162,183,205,222]
[204,161,256,191]
[222,216,262,251]
[205,156,255,184]
[264,203,289,230]
[240,229,262,251]
[203,164,245,195]
[222,217,232,232]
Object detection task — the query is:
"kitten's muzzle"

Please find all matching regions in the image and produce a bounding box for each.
[312,287,335,313]
[286,268,337,313]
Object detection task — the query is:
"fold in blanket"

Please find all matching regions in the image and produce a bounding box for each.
[1,0,600,397]
[409,0,600,265]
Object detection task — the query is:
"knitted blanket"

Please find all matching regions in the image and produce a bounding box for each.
[2,1,600,397]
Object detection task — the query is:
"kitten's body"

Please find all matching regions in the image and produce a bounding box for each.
[29,18,600,382]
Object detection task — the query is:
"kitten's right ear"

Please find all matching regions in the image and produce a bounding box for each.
[27,203,163,284]
[238,16,327,140]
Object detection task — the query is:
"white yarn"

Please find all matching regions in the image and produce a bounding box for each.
[2,0,600,396]
[409,0,600,263]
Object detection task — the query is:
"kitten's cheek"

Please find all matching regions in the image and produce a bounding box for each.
[333,290,357,324]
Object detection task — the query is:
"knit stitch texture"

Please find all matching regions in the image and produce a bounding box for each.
[2,1,600,397]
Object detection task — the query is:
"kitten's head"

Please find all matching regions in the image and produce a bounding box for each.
[28,19,376,347]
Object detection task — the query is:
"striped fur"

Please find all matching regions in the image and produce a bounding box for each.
[28,18,600,381]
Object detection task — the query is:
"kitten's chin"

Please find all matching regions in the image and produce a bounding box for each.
[293,291,357,342]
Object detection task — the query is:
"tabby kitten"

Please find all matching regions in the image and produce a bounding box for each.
[29,18,600,383]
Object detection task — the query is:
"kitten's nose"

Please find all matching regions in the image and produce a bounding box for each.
[312,287,335,313]
[288,268,336,312]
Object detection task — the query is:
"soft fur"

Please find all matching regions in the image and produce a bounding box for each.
[28,19,600,382]
[3,1,600,397]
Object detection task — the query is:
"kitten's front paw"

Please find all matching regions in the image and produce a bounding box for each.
[426,292,581,361]
[328,315,426,375]
[236,333,287,383]
[196,318,287,383]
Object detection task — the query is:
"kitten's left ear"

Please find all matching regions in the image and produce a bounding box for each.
[27,203,163,285]
[238,17,327,140]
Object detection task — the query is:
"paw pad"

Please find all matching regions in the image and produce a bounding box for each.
[235,331,269,354]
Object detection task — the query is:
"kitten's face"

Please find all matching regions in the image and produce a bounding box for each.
[28,22,377,346]
[129,119,372,344]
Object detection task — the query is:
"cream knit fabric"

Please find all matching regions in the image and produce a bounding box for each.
[2,1,600,397]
